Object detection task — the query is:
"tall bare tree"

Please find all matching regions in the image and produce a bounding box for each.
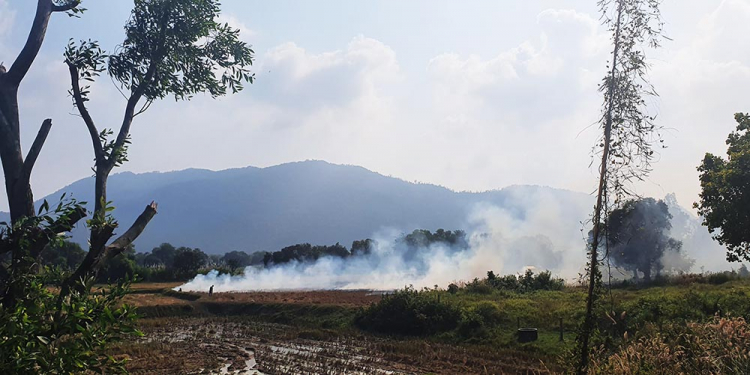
[575,0,667,373]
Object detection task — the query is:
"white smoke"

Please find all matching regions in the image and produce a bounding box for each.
[178,188,591,292]
[663,193,746,273]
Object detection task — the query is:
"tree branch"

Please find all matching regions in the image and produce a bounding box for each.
[30,205,87,258]
[20,119,52,186]
[59,202,156,302]
[5,0,52,86]
[109,63,158,169]
[67,63,105,162]
[105,201,158,255]
[51,0,80,12]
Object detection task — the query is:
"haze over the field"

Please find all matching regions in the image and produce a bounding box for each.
[0,0,747,214]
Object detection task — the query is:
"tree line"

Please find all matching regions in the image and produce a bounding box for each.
[38,228,469,282]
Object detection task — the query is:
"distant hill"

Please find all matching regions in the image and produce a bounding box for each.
[5,161,597,254]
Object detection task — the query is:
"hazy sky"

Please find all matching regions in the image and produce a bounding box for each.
[0,0,747,212]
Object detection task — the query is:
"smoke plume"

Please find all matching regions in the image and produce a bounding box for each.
[179,188,591,292]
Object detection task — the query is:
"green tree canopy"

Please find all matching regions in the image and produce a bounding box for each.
[222,250,251,269]
[151,242,177,267]
[602,198,689,281]
[172,247,208,278]
[695,113,750,262]
[40,240,86,271]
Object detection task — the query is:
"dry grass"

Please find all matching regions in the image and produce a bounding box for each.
[589,316,750,374]
[124,284,381,308]
[129,282,183,292]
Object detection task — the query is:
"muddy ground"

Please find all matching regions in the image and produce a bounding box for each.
[116,286,556,374]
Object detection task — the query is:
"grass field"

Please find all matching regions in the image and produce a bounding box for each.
[114,278,750,374]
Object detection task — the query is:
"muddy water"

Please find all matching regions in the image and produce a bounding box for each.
[212,345,263,375]
[141,319,410,375]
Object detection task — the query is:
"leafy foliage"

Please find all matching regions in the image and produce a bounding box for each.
[593,0,668,201]
[107,0,254,101]
[97,245,137,283]
[0,274,140,374]
[398,229,468,250]
[474,269,565,293]
[579,0,668,371]
[355,286,462,336]
[351,239,376,256]
[172,247,208,279]
[40,240,86,271]
[695,113,750,262]
[602,198,690,280]
[266,243,351,266]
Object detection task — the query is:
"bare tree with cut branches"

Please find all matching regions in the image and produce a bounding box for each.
[0,0,88,307]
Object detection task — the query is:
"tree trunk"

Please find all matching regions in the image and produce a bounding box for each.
[576,1,624,374]
[0,0,57,222]
[0,90,35,222]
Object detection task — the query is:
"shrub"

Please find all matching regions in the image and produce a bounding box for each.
[354,286,462,335]
[465,278,494,294]
[447,283,459,294]
[493,274,520,291]
[456,302,505,340]
[472,301,505,325]
[533,270,565,291]
[707,271,739,285]
[0,275,140,374]
[457,311,488,338]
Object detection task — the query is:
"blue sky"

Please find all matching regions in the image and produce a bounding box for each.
[0,0,748,212]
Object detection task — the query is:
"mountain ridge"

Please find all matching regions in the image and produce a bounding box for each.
[3,160,595,254]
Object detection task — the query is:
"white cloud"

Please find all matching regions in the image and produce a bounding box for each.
[256,35,400,112]
[217,14,256,41]
[0,0,14,37]
[427,9,605,123]
[0,0,15,58]
[2,0,748,231]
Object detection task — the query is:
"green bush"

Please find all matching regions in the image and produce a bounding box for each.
[456,302,505,340]
[0,274,140,374]
[465,270,565,293]
[354,286,462,335]
[533,270,565,291]
[448,283,459,294]
[472,301,505,325]
[465,278,494,294]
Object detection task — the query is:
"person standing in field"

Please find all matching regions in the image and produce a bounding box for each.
[209,285,214,296]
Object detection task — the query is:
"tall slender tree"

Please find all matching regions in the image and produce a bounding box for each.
[575,0,667,373]
[59,0,254,299]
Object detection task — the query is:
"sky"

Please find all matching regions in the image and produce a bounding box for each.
[0,0,748,213]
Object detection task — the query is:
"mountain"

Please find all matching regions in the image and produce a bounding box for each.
[8,161,596,254]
